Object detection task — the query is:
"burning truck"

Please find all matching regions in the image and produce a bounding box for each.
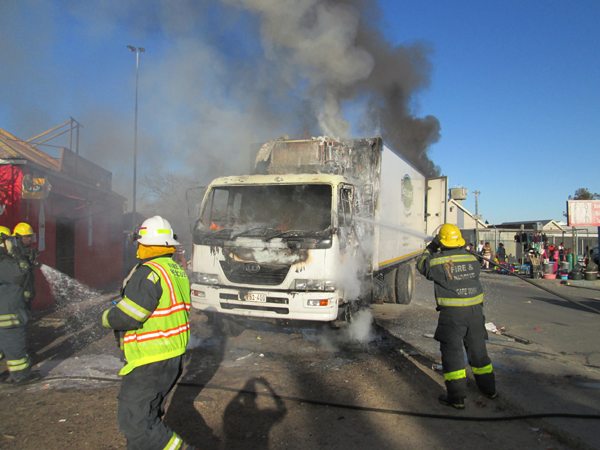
[190,136,447,335]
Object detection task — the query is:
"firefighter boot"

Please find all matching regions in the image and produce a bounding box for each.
[438,394,465,410]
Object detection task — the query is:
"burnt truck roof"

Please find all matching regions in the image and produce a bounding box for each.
[208,173,351,187]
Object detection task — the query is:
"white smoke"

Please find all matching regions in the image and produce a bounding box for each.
[318,308,374,351]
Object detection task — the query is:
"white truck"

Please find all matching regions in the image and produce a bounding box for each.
[190,136,447,335]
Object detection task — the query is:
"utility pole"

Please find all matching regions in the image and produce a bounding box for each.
[127,45,145,232]
[473,190,481,249]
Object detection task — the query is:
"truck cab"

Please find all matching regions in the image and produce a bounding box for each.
[190,173,362,331]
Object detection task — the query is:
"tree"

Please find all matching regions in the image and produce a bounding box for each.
[568,188,600,200]
[139,172,205,250]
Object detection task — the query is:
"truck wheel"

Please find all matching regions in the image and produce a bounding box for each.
[383,268,397,303]
[395,263,414,305]
[216,314,246,337]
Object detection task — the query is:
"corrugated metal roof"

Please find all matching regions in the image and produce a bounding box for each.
[0,127,61,171]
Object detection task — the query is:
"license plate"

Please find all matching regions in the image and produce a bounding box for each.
[245,293,267,302]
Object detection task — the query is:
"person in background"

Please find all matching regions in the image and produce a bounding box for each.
[417,224,497,409]
[477,240,484,255]
[482,242,493,269]
[0,224,40,384]
[467,243,475,252]
[495,243,506,264]
[174,245,187,270]
[552,246,559,264]
[101,216,197,450]
[547,243,556,262]
[558,242,565,262]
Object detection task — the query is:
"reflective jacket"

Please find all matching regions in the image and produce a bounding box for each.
[417,246,483,307]
[0,249,29,328]
[102,256,190,376]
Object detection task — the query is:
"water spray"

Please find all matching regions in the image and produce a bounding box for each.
[40,264,101,305]
[354,216,433,242]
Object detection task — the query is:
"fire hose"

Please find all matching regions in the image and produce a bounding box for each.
[19,375,600,422]
[465,249,600,316]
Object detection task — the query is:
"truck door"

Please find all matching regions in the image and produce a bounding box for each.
[425,176,448,236]
[338,184,356,255]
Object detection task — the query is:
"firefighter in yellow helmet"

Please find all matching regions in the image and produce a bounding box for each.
[100,216,196,450]
[0,225,40,384]
[417,223,497,409]
[12,223,40,302]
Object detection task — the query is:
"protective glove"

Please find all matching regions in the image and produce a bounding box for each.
[426,235,442,253]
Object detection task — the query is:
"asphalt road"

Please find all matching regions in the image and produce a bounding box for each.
[373,270,600,450]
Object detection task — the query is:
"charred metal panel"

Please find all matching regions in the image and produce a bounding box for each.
[59,147,112,190]
[219,245,310,286]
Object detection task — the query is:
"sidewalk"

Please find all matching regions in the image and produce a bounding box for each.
[480,269,600,288]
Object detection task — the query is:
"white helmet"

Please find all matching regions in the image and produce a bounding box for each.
[136,216,180,246]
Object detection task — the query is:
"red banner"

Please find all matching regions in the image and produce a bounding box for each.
[0,165,23,227]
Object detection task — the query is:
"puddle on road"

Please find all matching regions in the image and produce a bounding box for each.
[504,349,540,357]
[572,381,600,389]
[492,360,522,372]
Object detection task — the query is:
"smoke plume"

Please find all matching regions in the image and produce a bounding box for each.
[0,0,441,209]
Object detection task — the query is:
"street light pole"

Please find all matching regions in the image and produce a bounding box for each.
[473,190,481,248]
[127,45,145,232]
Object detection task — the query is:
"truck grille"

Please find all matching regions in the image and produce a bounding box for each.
[220,262,289,286]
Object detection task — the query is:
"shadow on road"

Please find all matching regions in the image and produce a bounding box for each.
[164,322,227,449]
[528,295,600,315]
[222,377,287,449]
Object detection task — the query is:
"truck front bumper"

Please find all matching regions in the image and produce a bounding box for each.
[190,283,340,322]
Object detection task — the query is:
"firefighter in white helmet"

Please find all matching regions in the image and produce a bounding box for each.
[0,225,40,384]
[101,216,196,450]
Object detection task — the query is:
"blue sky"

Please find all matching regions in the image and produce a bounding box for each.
[378,1,600,223]
[1,0,598,225]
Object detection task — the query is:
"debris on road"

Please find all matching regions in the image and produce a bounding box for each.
[422,333,434,339]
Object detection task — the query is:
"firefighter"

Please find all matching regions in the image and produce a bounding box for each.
[417,223,497,409]
[12,223,39,305]
[101,216,196,450]
[0,225,39,384]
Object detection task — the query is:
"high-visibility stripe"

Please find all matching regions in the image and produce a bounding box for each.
[123,323,190,344]
[472,364,494,375]
[437,293,483,307]
[417,251,430,272]
[117,298,151,322]
[102,309,111,328]
[150,303,190,317]
[145,261,177,306]
[7,357,29,372]
[0,314,18,320]
[430,255,478,267]
[163,433,183,450]
[0,313,19,327]
[444,369,466,381]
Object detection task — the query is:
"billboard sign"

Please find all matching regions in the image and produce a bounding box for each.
[567,200,600,226]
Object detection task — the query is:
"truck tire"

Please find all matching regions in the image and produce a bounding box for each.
[383,268,397,303]
[395,263,415,305]
[216,314,246,337]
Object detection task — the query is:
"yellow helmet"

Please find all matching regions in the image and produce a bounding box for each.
[13,222,34,237]
[0,226,10,237]
[438,223,465,248]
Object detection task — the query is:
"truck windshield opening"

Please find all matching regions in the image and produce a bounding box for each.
[196,184,332,237]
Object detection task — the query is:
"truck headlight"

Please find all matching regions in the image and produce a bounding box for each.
[295,279,336,292]
[307,299,329,306]
[195,273,221,285]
